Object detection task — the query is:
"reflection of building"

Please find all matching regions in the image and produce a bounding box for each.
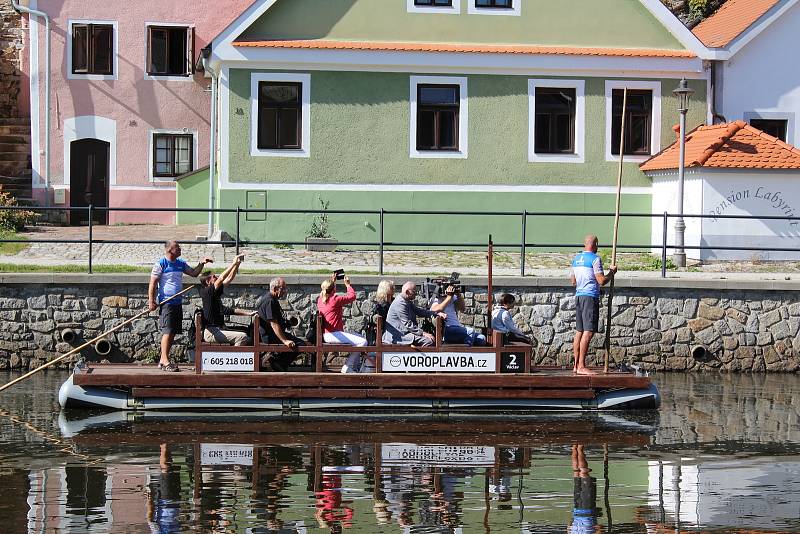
[646,457,800,530]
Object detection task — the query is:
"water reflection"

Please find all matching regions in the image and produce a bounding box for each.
[1,371,800,532]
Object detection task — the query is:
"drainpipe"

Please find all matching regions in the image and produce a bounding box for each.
[201,51,217,237]
[11,1,50,206]
[710,61,727,125]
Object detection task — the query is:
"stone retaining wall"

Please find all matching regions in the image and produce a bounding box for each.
[0,3,23,117]
[0,275,798,372]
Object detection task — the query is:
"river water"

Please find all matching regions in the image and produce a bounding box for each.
[0,371,798,533]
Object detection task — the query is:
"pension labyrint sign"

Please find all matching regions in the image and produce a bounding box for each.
[709,185,798,227]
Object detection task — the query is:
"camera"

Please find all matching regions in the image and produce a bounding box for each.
[333,269,345,280]
[426,272,461,298]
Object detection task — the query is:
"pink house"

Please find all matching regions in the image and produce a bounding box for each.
[18,0,251,224]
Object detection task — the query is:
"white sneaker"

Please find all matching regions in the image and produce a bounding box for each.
[340,365,349,373]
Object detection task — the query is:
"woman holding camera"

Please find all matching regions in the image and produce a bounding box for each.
[317,273,368,373]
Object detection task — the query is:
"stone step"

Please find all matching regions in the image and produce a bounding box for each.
[0,162,32,175]
[0,143,30,153]
[0,134,31,144]
[0,175,32,185]
[0,118,31,126]
[0,125,31,135]
[0,151,30,162]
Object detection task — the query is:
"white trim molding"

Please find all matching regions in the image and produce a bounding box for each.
[604,79,662,163]
[63,116,117,187]
[66,19,119,81]
[467,0,521,16]
[148,128,200,182]
[528,78,585,164]
[407,0,461,15]
[143,21,195,82]
[249,72,311,158]
[409,75,468,159]
[215,181,652,194]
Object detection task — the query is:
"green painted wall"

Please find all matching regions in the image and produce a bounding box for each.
[226,70,706,188]
[176,167,210,225]
[239,0,684,50]
[215,188,652,251]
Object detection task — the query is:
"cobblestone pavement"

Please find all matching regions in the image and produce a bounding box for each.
[3,224,800,279]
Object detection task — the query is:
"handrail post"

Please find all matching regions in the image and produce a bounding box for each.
[235,206,241,256]
[520,210,527,277]
[87,205,93,274]
[379,208,385,275]
[661,211,668,278]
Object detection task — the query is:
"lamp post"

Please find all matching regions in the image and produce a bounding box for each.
[672,78,694,268]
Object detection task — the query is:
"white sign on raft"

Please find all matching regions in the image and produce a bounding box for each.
[382,443,496,467]
[200,444,254,466]
[201,351,255,372]
[382,351,496,372]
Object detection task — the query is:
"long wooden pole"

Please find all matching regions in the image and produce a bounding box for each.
[0,284,197,393]
[604,87,627,374]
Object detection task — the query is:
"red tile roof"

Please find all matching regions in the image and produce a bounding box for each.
[640,121,800,172]
[233,39,696,58]
[692,0,780,48]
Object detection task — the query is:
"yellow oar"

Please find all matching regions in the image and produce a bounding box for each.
[0,284,197,393]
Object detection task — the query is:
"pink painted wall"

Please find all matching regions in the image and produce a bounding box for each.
[30,0,251,223]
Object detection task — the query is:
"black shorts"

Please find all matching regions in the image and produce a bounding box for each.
[575,296,599,333]
[159,304,183,335]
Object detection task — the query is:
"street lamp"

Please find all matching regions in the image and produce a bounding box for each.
[672,78,694,268]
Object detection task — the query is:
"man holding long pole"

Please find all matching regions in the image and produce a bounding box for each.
[570,235,616,375]
[149,241,212,372]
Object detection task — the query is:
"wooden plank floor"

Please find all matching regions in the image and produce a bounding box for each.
[74,364,652,397]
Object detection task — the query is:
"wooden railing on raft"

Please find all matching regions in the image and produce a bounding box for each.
[193,313,533,375]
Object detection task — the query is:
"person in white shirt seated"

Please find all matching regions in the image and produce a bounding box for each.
[429,285,486,346]
[491,293,531,344]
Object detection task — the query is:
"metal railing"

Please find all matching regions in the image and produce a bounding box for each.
[1,205,799,277]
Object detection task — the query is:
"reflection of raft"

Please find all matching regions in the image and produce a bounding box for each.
[59,411,657,447]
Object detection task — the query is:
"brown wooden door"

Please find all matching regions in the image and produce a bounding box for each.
[70,138,109,225]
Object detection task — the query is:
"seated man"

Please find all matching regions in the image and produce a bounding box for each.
[491,293,531,344]
[199,254,254,346]
[257,277,307,371]
[383,282,446,347]
[429,284,486,346]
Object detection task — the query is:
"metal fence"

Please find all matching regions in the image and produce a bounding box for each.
[1,204,800,277]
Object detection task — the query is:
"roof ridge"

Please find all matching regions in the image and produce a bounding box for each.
[694,120,746,166]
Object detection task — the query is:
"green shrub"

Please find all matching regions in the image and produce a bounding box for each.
[0,192,39,231]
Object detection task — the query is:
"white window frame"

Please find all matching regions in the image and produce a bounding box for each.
[148,128,199,182]
[67,19,119,81]
[528,79,585,164]
[410,75,468,159]
[250,72,311,158]
[143,22,195,82]
[743,111,795,144]
[604,80,661,163]
[468,0,521,16]
[407,0,462,14]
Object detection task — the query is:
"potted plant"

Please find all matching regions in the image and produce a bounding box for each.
[305,196,338,251]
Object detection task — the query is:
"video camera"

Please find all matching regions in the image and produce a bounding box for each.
[423,272,462,298]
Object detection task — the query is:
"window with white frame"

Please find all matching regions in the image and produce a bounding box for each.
[529,79,585,163]
[71,22,114,75]
[153,133,193,178]
[749,118,788,141]
[468,0,521,15]
[410,76,468,159]
[408,0,461,13]
[250,73,311,157]
[147,25,193,77]
[605,80,661,162]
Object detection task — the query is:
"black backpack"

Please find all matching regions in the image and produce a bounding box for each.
[304,311,318,344]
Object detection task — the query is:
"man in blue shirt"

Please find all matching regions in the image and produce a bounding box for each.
[148,241,212,371]
[570,235,616,375]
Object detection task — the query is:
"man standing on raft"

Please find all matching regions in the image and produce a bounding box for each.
[570,235,616,375]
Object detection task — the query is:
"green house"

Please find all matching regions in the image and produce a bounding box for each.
[185,0,711,250]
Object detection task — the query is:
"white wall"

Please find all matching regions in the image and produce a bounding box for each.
[720,2,800,145]
[650,171,704,259]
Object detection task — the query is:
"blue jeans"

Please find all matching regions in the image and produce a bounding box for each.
[444,325,486,346]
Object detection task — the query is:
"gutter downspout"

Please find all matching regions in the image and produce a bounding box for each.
[11,1,50,206]
[710,61,727,124]
[201,52,217,237]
